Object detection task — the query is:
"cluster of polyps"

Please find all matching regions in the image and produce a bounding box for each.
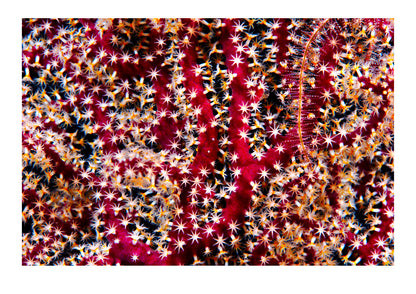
[22,18,393,265]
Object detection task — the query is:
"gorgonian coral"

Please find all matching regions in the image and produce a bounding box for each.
[22,18,394,265]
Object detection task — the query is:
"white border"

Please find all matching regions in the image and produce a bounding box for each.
[2,1,413,293]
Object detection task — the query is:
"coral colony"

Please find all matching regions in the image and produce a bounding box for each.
[22,18,394,265]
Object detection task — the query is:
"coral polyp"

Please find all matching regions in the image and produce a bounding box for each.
[22,18,393,265]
